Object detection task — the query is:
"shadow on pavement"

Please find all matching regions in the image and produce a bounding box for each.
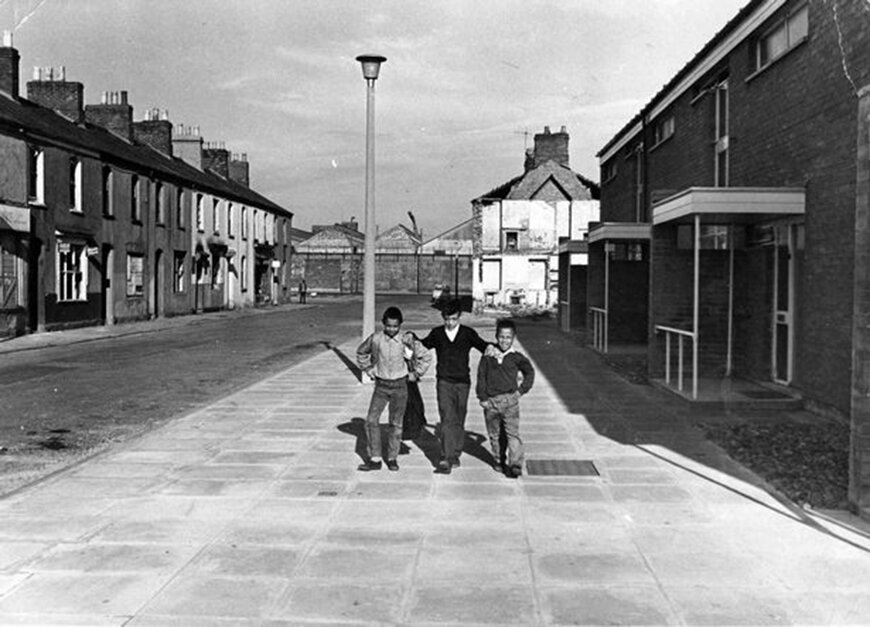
[322,341,363,383]
[511,316,870,549]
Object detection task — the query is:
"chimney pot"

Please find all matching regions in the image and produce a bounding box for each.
[544,126,551,134]
[2,31,12,47]
[560,125,567,133]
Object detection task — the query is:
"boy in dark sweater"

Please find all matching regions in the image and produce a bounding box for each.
[414,299,490,474]
[476,318,535,478]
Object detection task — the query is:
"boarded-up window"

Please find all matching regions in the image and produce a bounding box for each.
[126,254,144,296]
[528,260,546,290]
[481,260,501,291]
[0,234,18,309]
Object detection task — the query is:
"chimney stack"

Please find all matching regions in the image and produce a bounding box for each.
[172,124,203,169]
[228,152,249,187]
[84,91,133,140]
[0,31,19,100]
[27,65,85,122]
[531,125,570,169]
[202,141,230,178]
[133,108,173,155]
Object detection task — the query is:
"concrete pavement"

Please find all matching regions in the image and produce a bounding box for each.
[1,314,870,624]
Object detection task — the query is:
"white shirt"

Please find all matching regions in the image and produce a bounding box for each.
[445,326,459,342]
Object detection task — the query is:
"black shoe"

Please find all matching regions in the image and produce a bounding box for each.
[435,459,452,474]
[358,460,382,472]
[510,465,523,478]
[449,458,461,468]
[386,459,399,472]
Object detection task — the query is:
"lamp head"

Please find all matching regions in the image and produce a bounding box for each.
[356,55,387,80]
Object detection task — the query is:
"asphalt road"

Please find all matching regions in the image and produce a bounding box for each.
[0,293,436,495]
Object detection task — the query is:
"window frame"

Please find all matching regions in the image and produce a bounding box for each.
[173,251,186,293]
[504,230,519,252]
[57,240,88,302]
[652,114,675,148]
[176,187,185,230]
[28,147,45,205]
[196,194,205,232]
[126,253,145,297]
[69,157,82,213]
[131,175,141,223]
[155,181,165,225]
[755,3,808,72]
[102,166,114,217]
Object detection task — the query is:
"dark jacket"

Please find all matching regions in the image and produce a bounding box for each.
[476,349,535,400]
[420,325,488,384]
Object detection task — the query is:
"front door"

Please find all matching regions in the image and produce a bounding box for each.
[772,225,795,384]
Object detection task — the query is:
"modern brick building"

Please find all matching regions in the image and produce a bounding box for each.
[471,126,599,310]
[590,0,870,513]
[0,36,294,337]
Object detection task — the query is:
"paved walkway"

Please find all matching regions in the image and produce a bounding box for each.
[1,316,870,624]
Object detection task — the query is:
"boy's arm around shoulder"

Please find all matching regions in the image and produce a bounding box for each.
[410,337,432,378]
[517,352,535,395]
[476,354,491,403]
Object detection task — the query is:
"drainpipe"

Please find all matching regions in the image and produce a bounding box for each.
[693,214,700,400]
[727,228,734,377]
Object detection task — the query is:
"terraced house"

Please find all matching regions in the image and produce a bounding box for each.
[0,35,294,338]
[589,0,870,513]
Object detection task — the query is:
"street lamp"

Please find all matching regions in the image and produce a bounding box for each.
[356,54,386,341]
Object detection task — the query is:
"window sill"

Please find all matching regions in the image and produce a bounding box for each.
[28,199,45,208]
[156,222,166,229]
[746,37,807,84]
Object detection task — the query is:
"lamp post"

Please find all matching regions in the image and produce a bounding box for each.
[356,54,386,341]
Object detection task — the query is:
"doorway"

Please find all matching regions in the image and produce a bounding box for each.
[102,245,114,325]
[772,225,796,384]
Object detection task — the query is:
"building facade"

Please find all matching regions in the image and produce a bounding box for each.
[472,127,599,309]
[0,37,293,338]
[591,0,870,513]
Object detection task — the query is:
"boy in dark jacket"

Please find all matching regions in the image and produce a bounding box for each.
[414,299,490,474]
[476,318,535,478]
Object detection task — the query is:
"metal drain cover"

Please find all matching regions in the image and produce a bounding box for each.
[526,459,599,477]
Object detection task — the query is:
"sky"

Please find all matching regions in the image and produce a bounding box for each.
[3,0,748,239]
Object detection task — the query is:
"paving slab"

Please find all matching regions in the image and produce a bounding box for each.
[1,320,870,625]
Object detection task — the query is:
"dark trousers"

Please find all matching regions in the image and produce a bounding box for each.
[436,379,470,462]
[364,377,408,461]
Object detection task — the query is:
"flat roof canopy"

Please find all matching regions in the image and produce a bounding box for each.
[588,223,651,243]
[652,187,805,225]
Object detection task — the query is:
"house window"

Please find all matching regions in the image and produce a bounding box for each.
[653,115,674,146]
[240,255,247,291]
[155,182,165,225]
[677,224,744,250]
[504,231,518,251]
[241,206,248,239]
[176,188,185,229]
[212,198,219,234]
[211,254,223,287]
[173,251,185,292]
[57,240,87,302]
[227,202,234,237]
[0,234,20,308]
[28,147,44,204]
[253,210,259,242]
[69,158,82,212]
[126,253,144,296]
[602,159,617,183]
[714,79,729,187]
[101,166,113,217]
[131,175,141,222]
[196,194,204,231]
[610,242,645,261]
[757,4,808,70]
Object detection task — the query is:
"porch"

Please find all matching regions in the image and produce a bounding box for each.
[650,187,805,402]
[586,222,651,353]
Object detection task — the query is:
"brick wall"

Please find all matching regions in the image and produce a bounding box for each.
[290,253,473,295]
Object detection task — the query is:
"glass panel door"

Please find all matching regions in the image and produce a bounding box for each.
[772,225,793,383]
